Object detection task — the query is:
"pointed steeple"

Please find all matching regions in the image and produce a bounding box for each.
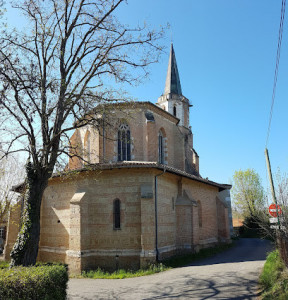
[157,43,191,128]
[164,44,182,95]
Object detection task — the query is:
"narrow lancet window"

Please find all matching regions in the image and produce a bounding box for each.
[113,199,121,229]
[173,105,177,117]
[158,131,164,164]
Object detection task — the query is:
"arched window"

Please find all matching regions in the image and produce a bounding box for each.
[118,124,131,161]
[158,131,164,164]
[113,199,121,229]
[197,200,202,227]
[173,105,177,117]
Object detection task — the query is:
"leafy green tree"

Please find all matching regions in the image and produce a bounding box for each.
[232,169,265,220]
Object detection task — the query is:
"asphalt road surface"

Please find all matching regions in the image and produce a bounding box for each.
[68,238,273,300]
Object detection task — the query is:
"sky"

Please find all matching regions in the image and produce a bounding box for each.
[3,1,288,196]
[114,0,288,193]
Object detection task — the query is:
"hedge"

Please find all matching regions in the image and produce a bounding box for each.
[0,261,10,269]
[0,263,68,300]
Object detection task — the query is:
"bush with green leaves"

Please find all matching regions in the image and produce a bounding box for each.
[0,263,68,300]
[0,261,9,269]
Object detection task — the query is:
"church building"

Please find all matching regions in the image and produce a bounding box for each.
[4,44,232,273]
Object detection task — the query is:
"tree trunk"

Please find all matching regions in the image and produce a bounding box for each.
[10,162,49,267]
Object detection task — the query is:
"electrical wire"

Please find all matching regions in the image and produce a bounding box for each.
[266,0,286,147]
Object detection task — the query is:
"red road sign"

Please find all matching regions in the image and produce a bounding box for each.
[269,203,282,217]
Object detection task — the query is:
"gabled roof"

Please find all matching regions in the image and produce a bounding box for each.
[164,43,182,95]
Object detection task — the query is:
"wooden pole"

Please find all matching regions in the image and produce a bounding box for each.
[265,148,280,227]
[265,148,277,204]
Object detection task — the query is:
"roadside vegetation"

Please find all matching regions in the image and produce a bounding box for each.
[0,263,68,300]
[0,261,9,269]
[260,250,288,299]
[77,243,234,279]
[81,263,168,279]
[1,243,234,281]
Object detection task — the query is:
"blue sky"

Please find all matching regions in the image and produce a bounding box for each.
[115,0,288,191]
[4,1,288,194]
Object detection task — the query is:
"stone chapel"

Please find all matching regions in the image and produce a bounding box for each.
[4,44,232,273]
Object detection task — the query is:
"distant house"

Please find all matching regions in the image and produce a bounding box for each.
[6,44,232,273]
[233,218,244,228]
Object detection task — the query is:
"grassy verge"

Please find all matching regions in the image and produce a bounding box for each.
[260,250,288,299]
[1,243,234,279]
[81,263,168,279]
[78,242,234,279]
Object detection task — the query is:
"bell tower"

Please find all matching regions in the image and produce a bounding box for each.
[157,44,191,128]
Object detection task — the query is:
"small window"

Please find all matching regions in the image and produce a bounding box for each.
[118,124,131,161]
[173,105,177,117]
[113,199,121,229]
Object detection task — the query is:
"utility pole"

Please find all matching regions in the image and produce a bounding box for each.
[265,148,281,227]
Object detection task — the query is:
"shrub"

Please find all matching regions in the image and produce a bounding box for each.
[260,250,284,289]
[0,263,68,300]
[0,261,10,269]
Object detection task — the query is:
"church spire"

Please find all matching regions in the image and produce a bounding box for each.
[157,43,190,128]
[164,43,182,95]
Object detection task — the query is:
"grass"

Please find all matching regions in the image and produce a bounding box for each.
[79,242,234,279]
[81,263,168,279]
[0,243,234,279]
[260,249,288,299]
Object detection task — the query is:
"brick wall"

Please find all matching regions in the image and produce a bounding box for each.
[182,178,219,246]
[4,202,22,260]
[216,197,230,242]
[4,166,230,273]
[68,103,194,175]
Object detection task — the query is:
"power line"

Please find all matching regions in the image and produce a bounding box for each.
[266,0,286,147]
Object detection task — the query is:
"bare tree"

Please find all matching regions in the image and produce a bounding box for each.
[255,172,288,265]
[0,0,164,266]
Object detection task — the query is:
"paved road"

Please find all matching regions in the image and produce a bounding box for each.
[68,238,273,300]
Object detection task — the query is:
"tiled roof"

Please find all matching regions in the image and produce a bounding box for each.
[60,161,231,191]
[12,162,231,193]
